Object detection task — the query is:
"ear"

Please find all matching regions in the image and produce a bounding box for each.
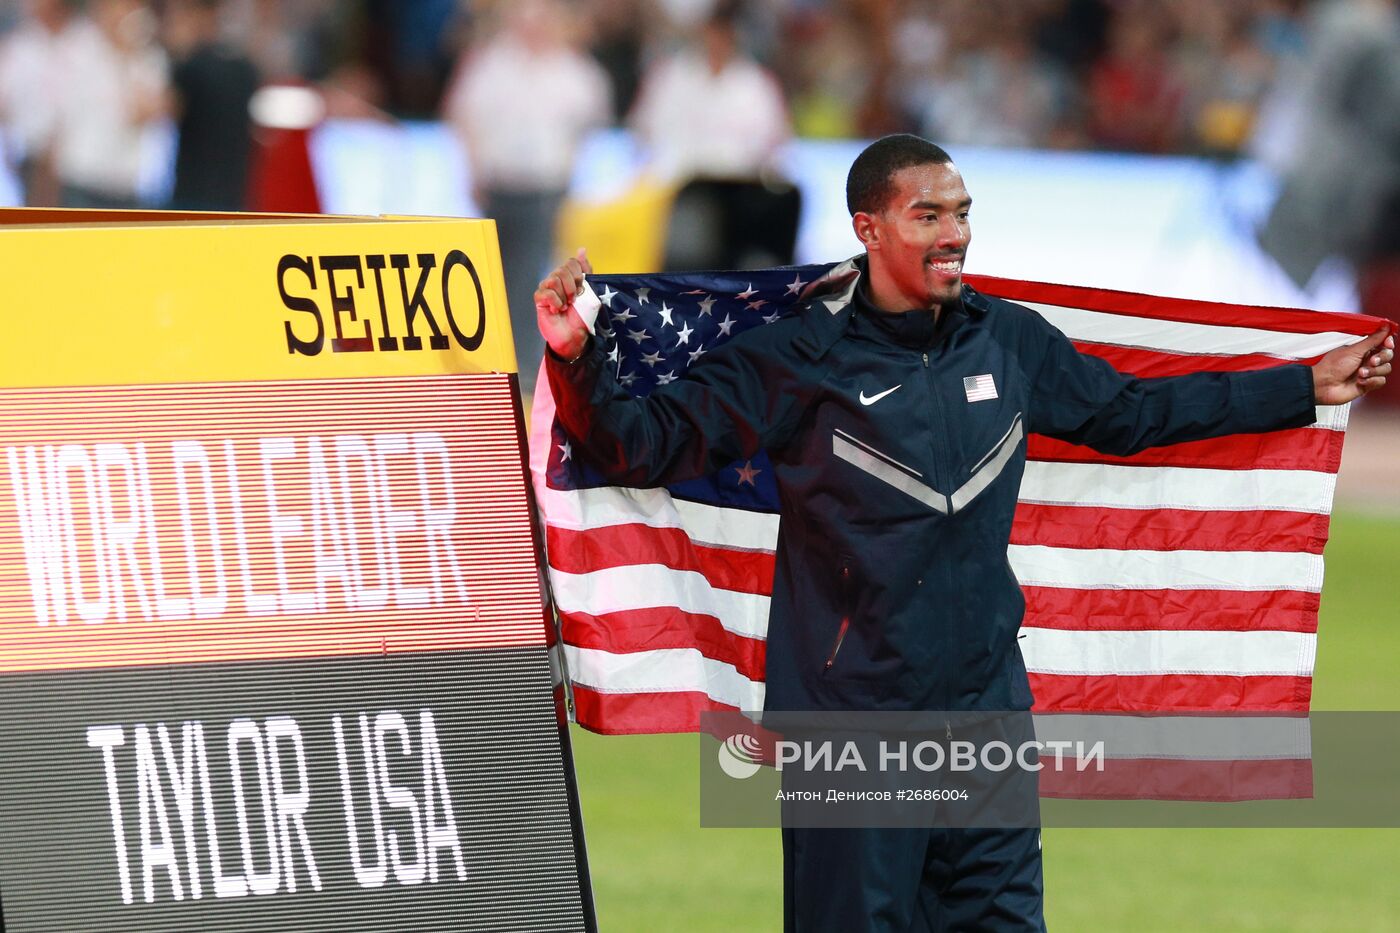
[852,211,880,251]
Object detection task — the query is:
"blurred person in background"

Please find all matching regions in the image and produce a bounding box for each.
[631,0,789,184]
[164,0,259,211]
[364,0,460,118]
[51,0,167,208]
[1258,0,1400,324]
[444,0,611,396]
[1085,2,1185,152]
[0,0,80,205]
[1171,0,1277,157]
[587,0,650,123]
[632,0,798,270]
[908,1,1074,149]
[1252,0,1310,60]
[888,0,951,138]
[845,0,902,138]
[222,0,337,83]
[783,0,892,140]
[1032,0,1110,79]
[784,3,879,140]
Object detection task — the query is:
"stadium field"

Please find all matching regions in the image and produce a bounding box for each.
[569,510,1400,932]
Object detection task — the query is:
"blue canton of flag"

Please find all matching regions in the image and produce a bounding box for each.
[547,264,839,511]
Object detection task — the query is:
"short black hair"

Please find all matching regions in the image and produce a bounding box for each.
[845,134,953,216]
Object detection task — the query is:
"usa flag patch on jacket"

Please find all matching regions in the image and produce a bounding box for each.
[964,373,997,401]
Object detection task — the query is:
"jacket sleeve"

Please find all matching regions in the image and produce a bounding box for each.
[1025,314,1318,456]
[544,332,808,487]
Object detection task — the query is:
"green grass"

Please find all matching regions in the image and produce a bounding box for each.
[568,510,1400,931]
[1309,512,1400,709]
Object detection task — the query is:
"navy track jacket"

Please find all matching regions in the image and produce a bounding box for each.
[545,260,1319,713]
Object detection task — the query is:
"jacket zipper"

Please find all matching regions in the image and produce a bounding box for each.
[923,351,950,494]
[824,564,852,672]
[921,353,942,491]
[924,350,952,710]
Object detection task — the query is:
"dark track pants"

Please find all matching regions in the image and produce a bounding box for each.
[781,825,1045,932]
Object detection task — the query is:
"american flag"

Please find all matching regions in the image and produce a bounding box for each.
[963,373,998,402]
[528,263,1387,798]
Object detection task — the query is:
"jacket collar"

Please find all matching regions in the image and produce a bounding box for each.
[792,254,989,361]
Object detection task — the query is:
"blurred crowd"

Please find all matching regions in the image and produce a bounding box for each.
[0,0,1356,201]
[0,0,1390,204]
[1,0,1398,350]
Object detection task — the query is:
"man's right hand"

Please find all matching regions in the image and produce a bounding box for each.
[535,248,593,362]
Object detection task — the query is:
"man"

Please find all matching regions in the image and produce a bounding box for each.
[164,0,260,211]
[50,0,169,209]
[444,0,611,397]
[632,0,798,270]
[535,135,1393,931]
[630,0,790,184]
[0,0,81,205]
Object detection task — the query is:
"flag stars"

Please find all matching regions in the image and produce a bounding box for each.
[659,302,675,327]
[636,287,651,305]
[735,460,761,486]
[619,371,639,388]
[598,285,618,307]
[611,305,636,325]
[762,311,782,324]
[607,343,620,363]
[717,313,737,337]
[656,371,678,385]
[688,344,707,365]
[626,328,648,344]
[674,321,694,347]
[736,283,757,300]
[786,274,807,296]
[745,299,769,311]
[558,441,572,462]
[641,350,664,367]
[698,295,717,317]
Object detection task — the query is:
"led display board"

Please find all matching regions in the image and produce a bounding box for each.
[0,209,593,931]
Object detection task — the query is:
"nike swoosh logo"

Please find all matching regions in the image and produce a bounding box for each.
[859,385,902,406]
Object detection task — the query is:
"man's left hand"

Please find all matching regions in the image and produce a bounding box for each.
[1312,326,1395,405]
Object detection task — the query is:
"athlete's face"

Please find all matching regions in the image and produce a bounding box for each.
[855,162,972,311]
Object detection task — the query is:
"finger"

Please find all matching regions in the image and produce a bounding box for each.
[1360,354,1395,378]
[548,262,579,298]
[1358,376,1386,394]
[532,277,565,313]
[1352,327,1390,356]
[534,285,563,315]
[576,246,593,276]
[563,256,583,279]
[559,270,579,303]
[538,275,570,310]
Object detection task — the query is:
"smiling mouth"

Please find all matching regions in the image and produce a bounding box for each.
[928,256,963,277]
